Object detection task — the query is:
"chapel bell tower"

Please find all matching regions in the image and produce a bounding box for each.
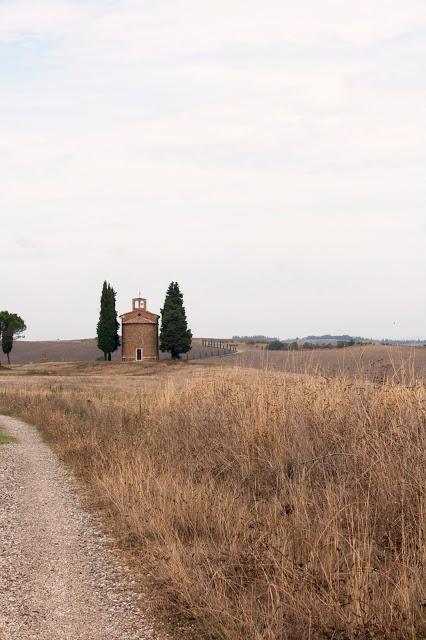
[133,297,147,311]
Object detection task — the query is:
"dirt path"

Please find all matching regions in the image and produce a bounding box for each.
[0,415,159,640]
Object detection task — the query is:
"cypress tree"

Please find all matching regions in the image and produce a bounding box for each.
[107,284,121,360]
[97,281,109,360]
[96,281,120,361]
[160,282,192,359]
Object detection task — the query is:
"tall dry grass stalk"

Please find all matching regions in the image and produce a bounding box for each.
[1,367,425,639]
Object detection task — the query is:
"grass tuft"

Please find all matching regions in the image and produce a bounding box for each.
[0,430,18,444]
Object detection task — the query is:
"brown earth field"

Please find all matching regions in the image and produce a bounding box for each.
[2,341,426,383]
[202,343,426,382]
[0,337,229,366]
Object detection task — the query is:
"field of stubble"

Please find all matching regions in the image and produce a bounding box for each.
[0,357,425,639]
[205,344,426,382]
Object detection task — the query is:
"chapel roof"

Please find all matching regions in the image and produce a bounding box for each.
[120,308,159,324]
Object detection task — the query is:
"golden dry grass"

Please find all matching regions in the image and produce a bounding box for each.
[0,364,425,639]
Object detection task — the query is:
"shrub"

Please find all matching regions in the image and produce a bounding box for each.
[267,340,285,350]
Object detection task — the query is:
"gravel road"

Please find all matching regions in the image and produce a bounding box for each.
[0,415,159,640]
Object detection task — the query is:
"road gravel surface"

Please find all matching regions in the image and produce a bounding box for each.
[0,415,159,640]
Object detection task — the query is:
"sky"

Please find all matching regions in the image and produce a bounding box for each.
[1,0,425,341]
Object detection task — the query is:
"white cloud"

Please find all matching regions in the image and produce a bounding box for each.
[87,0,426,54]
[0,1,88,40]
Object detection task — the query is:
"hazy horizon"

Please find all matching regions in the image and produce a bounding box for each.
[14,329,426,344]
[1,1,425,341]
[16,333,426,343]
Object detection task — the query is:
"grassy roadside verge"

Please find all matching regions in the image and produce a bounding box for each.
[0,368,425,639]
[0,430,17,444]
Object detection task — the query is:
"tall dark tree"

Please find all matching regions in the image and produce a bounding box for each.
[0,312,7,367]
[0,311,26,365]
[160,282,192,360]
[108,285,121,359]
[96,281,120,361]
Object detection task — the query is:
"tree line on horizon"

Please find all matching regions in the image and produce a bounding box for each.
[96,280,192,361]
[234,334,426,347]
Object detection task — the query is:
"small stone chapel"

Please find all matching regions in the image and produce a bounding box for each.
[120,297,159,361]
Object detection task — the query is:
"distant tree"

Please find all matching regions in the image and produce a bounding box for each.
[337,340,354,349]
[267,340,285,351]
[96,281,120,361]
[160,282,192,359]
[0,312,26,365]
[233,335,279,343]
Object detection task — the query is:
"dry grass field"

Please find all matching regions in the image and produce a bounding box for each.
[0,358,425,639]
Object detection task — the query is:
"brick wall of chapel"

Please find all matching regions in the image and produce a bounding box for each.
[122,323,158,360]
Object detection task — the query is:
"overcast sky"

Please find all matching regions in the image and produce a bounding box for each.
[1,1,425,340]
